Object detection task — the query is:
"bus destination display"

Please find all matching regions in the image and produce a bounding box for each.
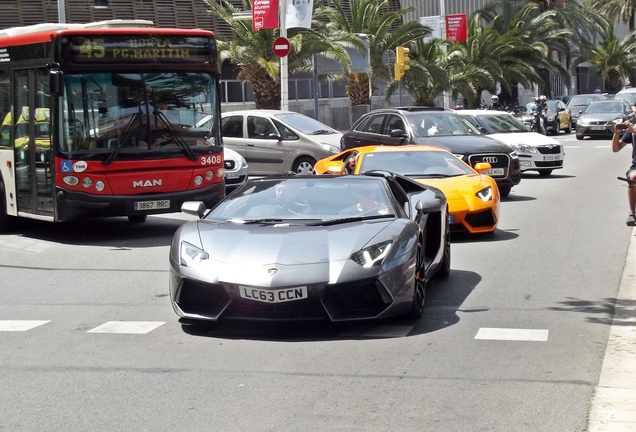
[61,35,213,64]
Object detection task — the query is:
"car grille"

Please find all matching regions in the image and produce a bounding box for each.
[465,209,497,229]
[536,145,561,155]
[467,153,510,178]
[322,278,392,320]
[227,294,328,320]
[587,121,611,126]
[224,160,236,170]
[177,280,230,318]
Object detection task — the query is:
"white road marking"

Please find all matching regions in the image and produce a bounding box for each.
[0,320,50,331]
[475,327,549,341]
[87,321,166,334]
[0,238,55,254]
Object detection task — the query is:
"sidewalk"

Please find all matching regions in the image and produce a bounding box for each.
[588,231,636,431]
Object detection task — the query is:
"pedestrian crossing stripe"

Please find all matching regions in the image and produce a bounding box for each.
[87,321,166,334]
[0,320,50,331]
[475,327,549,341]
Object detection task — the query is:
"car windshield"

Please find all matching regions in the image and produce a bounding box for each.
[568,96,600,106]
[471,114,529,133]
[359,150,474,177]
[615,93,636,105]
[407,113,482,137]
[206,177,396,222]
[584,102,624,114]
[273,113,339,134]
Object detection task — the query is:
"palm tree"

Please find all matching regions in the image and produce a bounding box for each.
[314,0,430,113]
[205,0,352,109]
[571,18,636,93]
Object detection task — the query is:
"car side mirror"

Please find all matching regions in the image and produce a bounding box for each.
[389,128,408,138]
[267,132,282,141]
[181,201,207,218]
[415,198,442,214]
[579,110,583,114]
[479,127,488,134]
[326,162,345,174]
[473,162,492,173]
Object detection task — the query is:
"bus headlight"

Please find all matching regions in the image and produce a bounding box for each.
[217,168,225,178]
[63,176,79,186]
[82,177,92,188]
[95,181,105,192]
[194,175,204,186]
[205,170,214,181]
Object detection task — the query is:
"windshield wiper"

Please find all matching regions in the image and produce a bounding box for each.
[103,109,143,165]
[311,129,336,135]
[306,214,394,226]
[153,111,197,161]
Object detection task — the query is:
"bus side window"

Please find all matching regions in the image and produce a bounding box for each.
[0,71,9,148]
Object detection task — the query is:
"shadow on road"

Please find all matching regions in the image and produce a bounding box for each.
[548,297,636,326]
[451,228,518,243]
[179,269,482,341]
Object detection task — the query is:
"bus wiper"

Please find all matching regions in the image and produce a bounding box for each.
[153,111,197,161]
[103,109,143,165]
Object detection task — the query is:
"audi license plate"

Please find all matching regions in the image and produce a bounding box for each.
[134,200,170,211]
[591,126,605,131]
[239,286,308,303]
[483,168,504,176]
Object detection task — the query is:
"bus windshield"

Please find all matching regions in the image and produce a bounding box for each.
[61,72,219,159]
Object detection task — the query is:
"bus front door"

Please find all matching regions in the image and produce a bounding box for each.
[14,69,53,217]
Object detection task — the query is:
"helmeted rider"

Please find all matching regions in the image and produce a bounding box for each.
[531,96,547,135]
[490,95,503,111]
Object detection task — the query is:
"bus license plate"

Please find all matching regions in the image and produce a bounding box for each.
[134,200,170,211]
[239,286,308,303]
[483,168,504,176]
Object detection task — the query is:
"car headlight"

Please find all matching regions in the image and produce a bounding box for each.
[180,241,209,267]
[321,143,339,153]
[350,240,392,268]
[578,119,589,126]
[548,116,555,122]
[509,151,518,159]
[511,144,537,154]
[476,186,493,202]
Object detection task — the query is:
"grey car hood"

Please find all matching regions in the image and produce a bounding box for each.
[578,112,625,123]
[196,219,393,265]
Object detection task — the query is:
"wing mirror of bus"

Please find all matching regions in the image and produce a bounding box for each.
[49,71,63,96]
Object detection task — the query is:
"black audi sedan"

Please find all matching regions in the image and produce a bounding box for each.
[340,107,521,197]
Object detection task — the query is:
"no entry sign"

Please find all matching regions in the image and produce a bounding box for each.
[273,37,291,57]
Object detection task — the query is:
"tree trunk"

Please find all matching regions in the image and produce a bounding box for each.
[346,73,371,112]
[241,68,280,110]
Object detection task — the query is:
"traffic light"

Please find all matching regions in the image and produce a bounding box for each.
[394,46,410,81]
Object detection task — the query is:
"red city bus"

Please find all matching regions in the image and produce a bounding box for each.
[0,20,225,231]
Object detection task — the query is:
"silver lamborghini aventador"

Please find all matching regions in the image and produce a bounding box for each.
[169,172,450,323]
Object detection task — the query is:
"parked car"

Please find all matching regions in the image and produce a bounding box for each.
[223,147,249,193]
[614,87,636,106]
[459,110,564,176]
[221,110,341,175]
[169,173,450,322]
[566,94,606,128]
[339,107,521,197]
[314,145,500,234]
[520,99,571,134]
[575,100,636,140]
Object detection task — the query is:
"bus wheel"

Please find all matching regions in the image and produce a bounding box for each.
[128,215,147,223]
[0,181,15,232]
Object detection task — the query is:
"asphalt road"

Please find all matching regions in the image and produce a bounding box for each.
[0,132,631,431]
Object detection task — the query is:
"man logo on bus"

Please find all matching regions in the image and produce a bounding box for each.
[133,179,162,188]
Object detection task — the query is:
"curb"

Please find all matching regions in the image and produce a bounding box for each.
[588,231,636,431]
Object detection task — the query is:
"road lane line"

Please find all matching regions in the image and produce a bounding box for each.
[87,321,166,334]
[0,320,50,331]
[474,327,549,341]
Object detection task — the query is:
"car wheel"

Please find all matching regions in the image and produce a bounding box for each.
[576,134,584,140]
[406,241,426,319]
[539,170,553,177]
[564,122,571,134]
[0,180,16,232]
[128,215,147,223]
[293,157,316,175]
[552,121,560,135]
[436,224,451,278]
[498,185,511,198]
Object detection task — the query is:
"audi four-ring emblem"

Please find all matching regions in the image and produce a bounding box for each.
[482,156,498,163]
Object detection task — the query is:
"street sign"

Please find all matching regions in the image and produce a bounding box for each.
[273,37,291,57]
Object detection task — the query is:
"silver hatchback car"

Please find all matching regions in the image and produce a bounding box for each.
[221,110,341,175]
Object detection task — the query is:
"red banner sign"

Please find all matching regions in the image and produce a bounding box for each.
[445,14,467,42]
[252,0,279,31]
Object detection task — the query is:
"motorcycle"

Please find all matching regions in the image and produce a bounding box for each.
[530,111,546,135]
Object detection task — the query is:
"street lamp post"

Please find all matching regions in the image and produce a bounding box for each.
[58,0,66,23]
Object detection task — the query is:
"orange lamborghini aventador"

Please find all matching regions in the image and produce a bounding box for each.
[314,145,500,234]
